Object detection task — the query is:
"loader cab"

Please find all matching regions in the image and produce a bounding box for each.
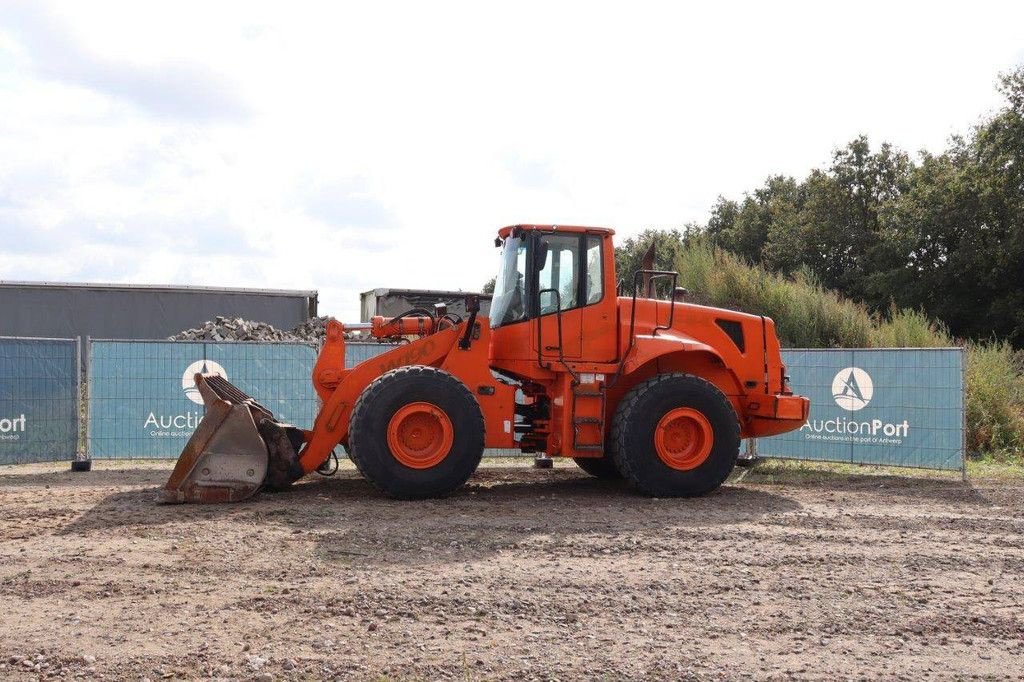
[489,225,619,367]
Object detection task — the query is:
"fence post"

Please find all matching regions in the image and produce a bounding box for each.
[961,346,968,483]
[72,337,92,472]
[76,336,81,455]
[85,336,91,460]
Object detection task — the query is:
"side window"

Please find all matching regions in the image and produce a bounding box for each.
[585,235,603,304]
[537,234,579,315]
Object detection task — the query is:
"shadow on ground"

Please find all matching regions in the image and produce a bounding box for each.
[742,463,992,505]
[0,467,171,488]
[56,467,802,557]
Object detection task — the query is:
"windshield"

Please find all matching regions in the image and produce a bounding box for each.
[489,236,528,327]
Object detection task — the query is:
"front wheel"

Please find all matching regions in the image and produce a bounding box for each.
[348,366,484,499]
[609,373,739,497]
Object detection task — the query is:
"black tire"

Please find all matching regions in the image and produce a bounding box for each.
[572,456,622,479]
[609,373,739,497]
[348,366,484,499]
[70,459,92,472]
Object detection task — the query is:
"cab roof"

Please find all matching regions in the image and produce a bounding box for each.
[497,224,615,239]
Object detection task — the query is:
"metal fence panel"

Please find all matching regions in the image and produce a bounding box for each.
[0,337,79,464]
[88,340,318,458]
[345,342,400,368]
[205,343,318,427]
[85,339,534,461]
[757,348,964,471]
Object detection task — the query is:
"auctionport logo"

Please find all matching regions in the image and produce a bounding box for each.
[801,364,911,445]
[832,367,873,411]
[182,360,228,405]
[144,360,229,437]
[0,414,26,441]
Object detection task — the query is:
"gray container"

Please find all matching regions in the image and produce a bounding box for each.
[0,281,317,345]
[360,287,491,322]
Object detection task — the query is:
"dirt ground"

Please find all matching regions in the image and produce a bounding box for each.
[1,460,1022,681]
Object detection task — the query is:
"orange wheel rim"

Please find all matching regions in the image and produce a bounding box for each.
[386,402,454,469]
[654,407,714,471]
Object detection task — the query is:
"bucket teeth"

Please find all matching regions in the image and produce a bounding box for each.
[198,374,274,420]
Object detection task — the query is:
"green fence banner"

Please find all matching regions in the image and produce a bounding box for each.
[757,348,964,471]
[88,341,318,458]
[0,337,80,464]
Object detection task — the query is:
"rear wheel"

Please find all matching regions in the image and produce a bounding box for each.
[348,366,484,499]
[572,456,622,479]
[610,373,739,497]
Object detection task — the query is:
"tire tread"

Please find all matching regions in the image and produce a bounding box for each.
[348,365,484,499]
[609,372,739,497]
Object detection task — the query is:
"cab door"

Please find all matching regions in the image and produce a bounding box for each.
[577,232,618,363]
[533,232,584,359]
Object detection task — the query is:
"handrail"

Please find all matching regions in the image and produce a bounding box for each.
[536,288,579,383]
[608,268,679,388]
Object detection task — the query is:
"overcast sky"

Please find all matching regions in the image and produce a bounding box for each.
[2,1,1022,320]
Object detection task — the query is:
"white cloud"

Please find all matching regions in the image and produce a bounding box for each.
[1,0,1023,320]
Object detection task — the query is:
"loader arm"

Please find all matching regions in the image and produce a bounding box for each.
[162,314,514,503]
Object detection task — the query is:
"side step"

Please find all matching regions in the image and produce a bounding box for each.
[571,382,606,452]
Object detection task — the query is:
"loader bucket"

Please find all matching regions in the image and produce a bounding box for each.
[160,373,304,504]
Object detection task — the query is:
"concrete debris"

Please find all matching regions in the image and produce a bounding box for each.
[291,316,331,340]
[169,315,365,344]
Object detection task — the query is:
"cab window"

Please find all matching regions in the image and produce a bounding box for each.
[493,231,606,326]
[490,235,528,327]
[537,234,579,314]
[584,235,603,304]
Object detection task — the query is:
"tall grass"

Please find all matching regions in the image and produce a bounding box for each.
[965,342,1024,458]
[674,242,1024,459]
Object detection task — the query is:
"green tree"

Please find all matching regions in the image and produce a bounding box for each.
[692,66,1024,346]
[614,228,688,297]
[858,69,1024,344]
[791,138,911,301]
[706,176,801,265]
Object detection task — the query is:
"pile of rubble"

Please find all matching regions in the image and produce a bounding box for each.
[169,316,364,344]
[291,316,331,340]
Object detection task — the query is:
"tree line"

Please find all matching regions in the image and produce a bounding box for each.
[684,67,1024,347]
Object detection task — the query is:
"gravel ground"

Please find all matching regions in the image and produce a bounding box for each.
[0,460,1022,680]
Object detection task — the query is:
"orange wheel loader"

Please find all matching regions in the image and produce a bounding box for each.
[161,225,809,503]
